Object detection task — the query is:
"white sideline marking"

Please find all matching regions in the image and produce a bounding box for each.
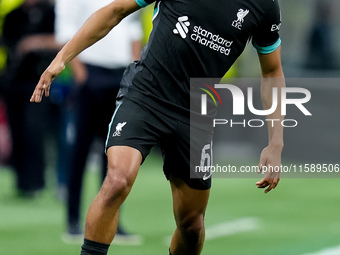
[164,217,260,244]
[205,217,260,240]
[302,246,340,255]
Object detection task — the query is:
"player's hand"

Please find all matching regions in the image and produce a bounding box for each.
[30,58,65,103]
[256,145,282,194]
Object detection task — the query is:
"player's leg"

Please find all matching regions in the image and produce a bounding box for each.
[163,119,213,255]
[80,96,160,253]
[169,176,210,255]
[83,145,142,245]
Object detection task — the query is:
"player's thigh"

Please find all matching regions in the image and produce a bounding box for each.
[102,146,142,201]
[106,146,142,183]
[170,176,210,226]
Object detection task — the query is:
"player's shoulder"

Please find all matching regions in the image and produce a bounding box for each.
[251,0,279,5]
[248,0,280,10]
[259,0,280,9]
[225,0,280,16]
[250,0,281,18]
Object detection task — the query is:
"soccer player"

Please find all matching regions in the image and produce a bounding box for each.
[30,0,284,254]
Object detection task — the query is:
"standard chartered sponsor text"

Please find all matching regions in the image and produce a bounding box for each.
[191,25,233,56]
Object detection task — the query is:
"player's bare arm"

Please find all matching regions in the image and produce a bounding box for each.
[30,0,140,103]
[256,46,285,193]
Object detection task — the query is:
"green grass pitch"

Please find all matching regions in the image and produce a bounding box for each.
[0,152,339,255]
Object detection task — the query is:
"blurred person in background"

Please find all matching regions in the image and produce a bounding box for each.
[2,0,60,197]
[0,0,21,166]
[305,0,338,70]
[0,0,24,74]
[54,0,143,244]
[0,95,11,165]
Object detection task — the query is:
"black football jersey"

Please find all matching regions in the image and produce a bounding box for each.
[120,0,281,120]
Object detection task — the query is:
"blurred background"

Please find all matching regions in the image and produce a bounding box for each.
[0,0,339,255]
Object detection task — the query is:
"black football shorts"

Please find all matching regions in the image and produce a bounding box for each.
[105,97,213,190]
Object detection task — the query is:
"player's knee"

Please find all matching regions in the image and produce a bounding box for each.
[177,212,205,236]
[100,166,134,207]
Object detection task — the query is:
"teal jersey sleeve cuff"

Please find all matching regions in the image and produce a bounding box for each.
[254,38,281,54]
[135,0,150,8]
